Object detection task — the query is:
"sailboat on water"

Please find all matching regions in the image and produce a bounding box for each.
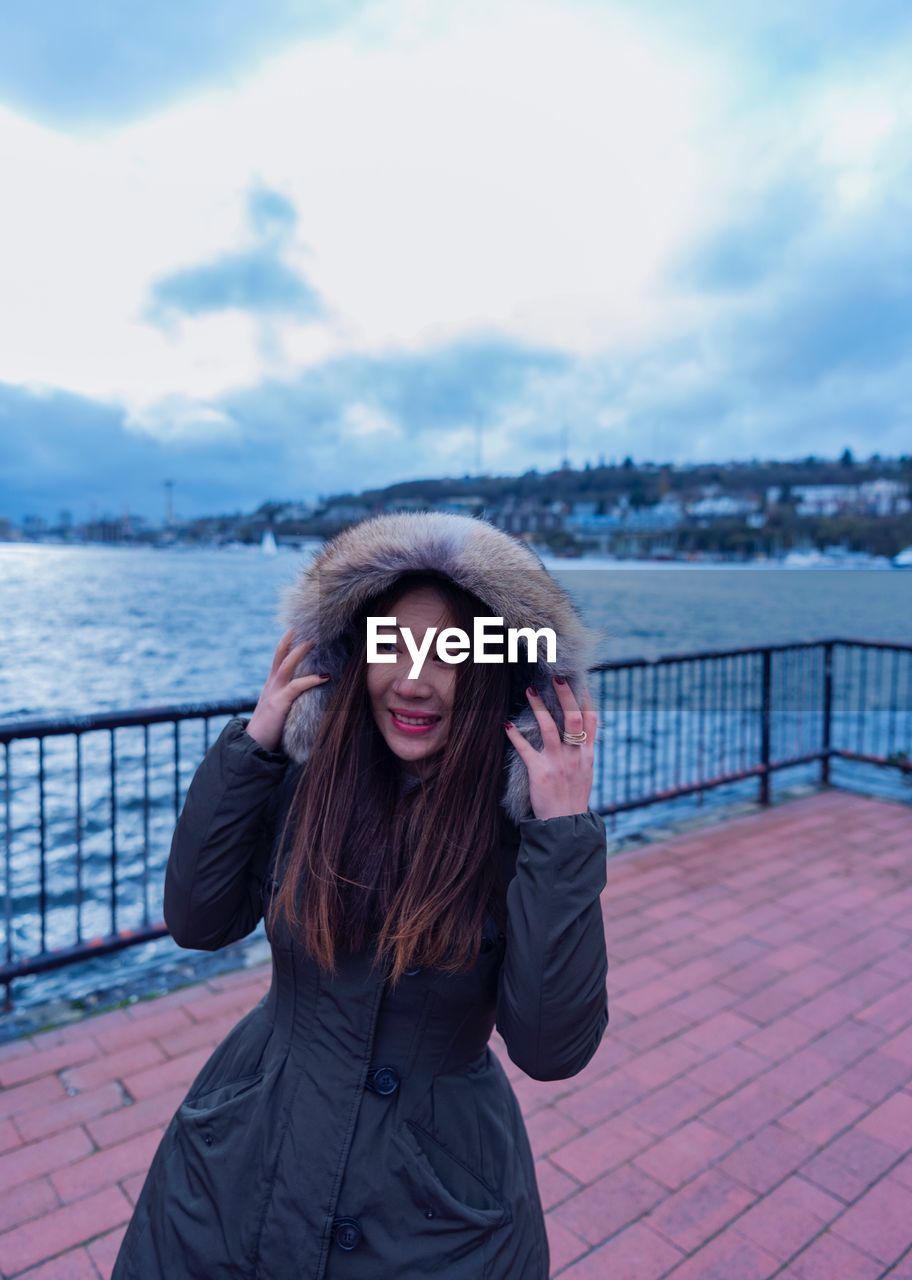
[260,528,278,556]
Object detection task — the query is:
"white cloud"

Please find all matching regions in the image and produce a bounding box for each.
[0,0,718,412]
[340,401,402,439]
[124,396,242,445]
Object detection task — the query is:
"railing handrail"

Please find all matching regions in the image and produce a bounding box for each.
[3,637,911,741]
[591,636,912,670]
[0,700,257,743]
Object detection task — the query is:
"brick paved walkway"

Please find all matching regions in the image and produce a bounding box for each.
[1,789,911,1278]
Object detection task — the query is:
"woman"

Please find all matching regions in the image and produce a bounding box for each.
[112,511,609,1280]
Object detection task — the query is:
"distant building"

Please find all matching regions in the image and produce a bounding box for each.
[620,501,684,530]
[792,484,860,516]
[433,496,486,516]
[785,482,910,517]
[858,478,910,515]
[565,511,621,532]
[382,497,429,513]
[275,502,318,522]
[81,518,124,543]
[121,513,148,536]
[321,502,372,525]
[489,498,563,535]
[687,494,760,519]
[566,495,683,533]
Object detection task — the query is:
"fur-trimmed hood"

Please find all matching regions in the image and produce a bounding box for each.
[277,511,600,821]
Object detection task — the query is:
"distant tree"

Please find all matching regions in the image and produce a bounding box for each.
[622,455,634,470]
[839,447,855,468]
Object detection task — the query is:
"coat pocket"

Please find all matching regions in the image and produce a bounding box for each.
[168,1070,270,1273]
[179,1070,267,1120]
[174,1069,269,1178]
[392,1119,509,1228]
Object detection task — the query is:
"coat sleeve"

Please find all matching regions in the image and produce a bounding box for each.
[494,808,609,1081]
[163,715,290,951]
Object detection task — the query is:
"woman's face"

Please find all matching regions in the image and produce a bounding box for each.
[366,585,457,780]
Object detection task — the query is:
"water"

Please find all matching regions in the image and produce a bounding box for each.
[2,545,911,722]
[2,542,911,1022]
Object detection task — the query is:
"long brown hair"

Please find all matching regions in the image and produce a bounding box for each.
[265,571,532,985]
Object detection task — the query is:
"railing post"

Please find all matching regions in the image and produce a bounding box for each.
[759,648,771,806]
[3,741,13,1012]
[821,640,833,787]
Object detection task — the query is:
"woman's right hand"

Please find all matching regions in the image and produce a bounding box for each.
[244,628,330,754]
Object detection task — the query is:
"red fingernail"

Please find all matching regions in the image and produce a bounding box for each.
[554,675,566,684]
[526,686,537,697]
[503,720,513,729]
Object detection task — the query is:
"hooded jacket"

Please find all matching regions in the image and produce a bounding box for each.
[112,512,609,1280]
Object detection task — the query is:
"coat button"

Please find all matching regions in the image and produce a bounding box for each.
[332,1217,362,1251]
[366,1066,400,1095]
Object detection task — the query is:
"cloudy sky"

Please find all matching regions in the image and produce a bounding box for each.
[2,0,911,523]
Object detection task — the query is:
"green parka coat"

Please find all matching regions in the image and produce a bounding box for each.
[111,512,610,1280]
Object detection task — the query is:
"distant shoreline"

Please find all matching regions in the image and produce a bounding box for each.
[2,538,909,569]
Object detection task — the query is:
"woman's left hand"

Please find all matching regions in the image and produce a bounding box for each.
[504,676,598,820]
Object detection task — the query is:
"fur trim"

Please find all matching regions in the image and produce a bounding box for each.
[277,512,600,821]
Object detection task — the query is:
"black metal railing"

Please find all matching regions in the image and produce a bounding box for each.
[1,702,258,1011]
[588,638,910,817]
[1,639,910,1010]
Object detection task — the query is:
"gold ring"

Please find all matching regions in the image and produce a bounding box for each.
[562,730,588,745]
